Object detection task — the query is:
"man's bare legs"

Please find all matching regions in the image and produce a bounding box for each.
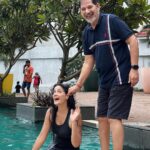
[27,88,30,99]
[34,86,39,94]
[22,87,30,99]
[98,117,110,150]
[22,87,26,97]
[109,119,124,150]
[98,117,124,150]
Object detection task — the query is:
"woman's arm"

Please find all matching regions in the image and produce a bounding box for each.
[70,107,82,148]
[32,108,51,150]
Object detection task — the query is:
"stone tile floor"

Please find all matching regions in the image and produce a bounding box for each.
[75,91,150,123]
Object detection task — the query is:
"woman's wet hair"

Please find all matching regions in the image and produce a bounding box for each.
[51,83,76,129]
[52,83,76,110]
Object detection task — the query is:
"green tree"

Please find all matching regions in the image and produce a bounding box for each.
[0,0,50,95]
[40,0,150,83]
[100,0,150,29]
[38,0,85,83]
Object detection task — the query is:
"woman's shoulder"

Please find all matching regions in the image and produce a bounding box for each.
[44,107,53,119]
[46,107,53,114]
[46,107,55,121]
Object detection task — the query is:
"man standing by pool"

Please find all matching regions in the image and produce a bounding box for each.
[22,60,34,99]
[68,0,139,150]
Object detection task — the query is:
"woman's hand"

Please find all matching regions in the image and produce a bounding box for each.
[70,107,82,148]
[70,107,81,122]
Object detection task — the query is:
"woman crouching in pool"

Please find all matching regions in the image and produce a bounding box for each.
[32,83,82,150]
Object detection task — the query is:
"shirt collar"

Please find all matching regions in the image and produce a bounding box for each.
[88,13,102,31]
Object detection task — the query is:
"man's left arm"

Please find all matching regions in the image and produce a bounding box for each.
[126,35,139,87]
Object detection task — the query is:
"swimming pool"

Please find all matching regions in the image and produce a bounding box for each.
[0,107,112,150]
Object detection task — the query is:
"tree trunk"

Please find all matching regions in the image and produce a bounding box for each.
[58,59,67,83]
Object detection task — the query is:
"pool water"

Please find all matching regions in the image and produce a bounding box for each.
[0,107,112,150]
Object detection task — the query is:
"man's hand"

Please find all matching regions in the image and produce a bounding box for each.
[128,69,139,87]
[68,84,81,96]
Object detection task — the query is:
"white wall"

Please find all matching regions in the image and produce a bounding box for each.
[0,35,77,93]
[0,27,149,93]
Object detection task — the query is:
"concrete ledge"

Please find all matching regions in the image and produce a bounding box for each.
[83,121,150,150]
[16,103,95,122]
[0,97,27,107]
[124,122,150,150]
[16,103,48,122]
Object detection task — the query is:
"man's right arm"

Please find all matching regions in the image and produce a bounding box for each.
[68,55,95,95]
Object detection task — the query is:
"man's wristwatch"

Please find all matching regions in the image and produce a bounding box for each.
[131,65,139,70]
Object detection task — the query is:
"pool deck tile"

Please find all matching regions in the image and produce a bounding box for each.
[75,91,150,123]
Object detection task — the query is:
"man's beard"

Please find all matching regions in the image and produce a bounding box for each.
[85,16,97,24]
[85,11,99,25]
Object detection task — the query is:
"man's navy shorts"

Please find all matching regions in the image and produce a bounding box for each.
[97,84,133,120]
[22,82,31,90]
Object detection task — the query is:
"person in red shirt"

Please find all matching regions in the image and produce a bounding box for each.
[33,72,42,93]
[22,60,34,98]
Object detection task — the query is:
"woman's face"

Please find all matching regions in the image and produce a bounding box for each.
[52,85,68,106]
